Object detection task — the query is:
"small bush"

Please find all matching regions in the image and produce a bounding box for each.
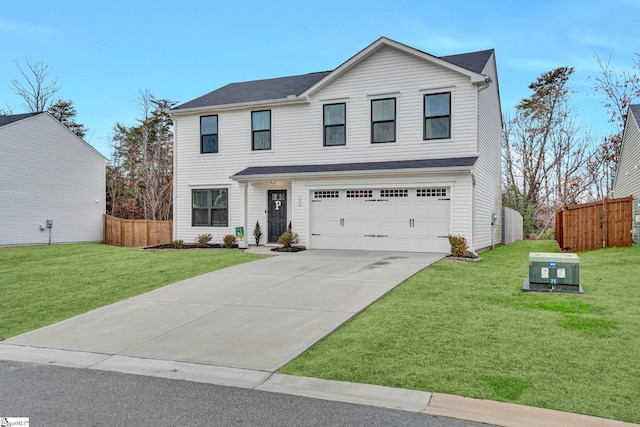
[223,234,237,248]
[253,221,262,246]
[539,229,555,240]
[448,235,468,257]
[172,239,184,249]
[277,231,299,249]
[196,233,212,248]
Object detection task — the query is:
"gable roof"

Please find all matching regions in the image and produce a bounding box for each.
[0,112,42,128]
[630,104,640,127]
[173,37,493,112]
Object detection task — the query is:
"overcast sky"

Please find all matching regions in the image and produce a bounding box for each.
[2,0,639,157]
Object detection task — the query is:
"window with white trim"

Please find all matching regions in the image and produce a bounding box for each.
[200,115,218,153]
[371,98,396,143]
[323,103,346,146]
[424,92,451,140]
[252,110,271,150]
[192,189,228,227]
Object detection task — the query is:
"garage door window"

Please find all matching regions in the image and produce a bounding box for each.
[417,188,448,197]
[380,189,408,197]
[314,190,340,198]
[347,190,373,198]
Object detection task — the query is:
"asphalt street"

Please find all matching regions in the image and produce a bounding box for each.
[0,360,495,426]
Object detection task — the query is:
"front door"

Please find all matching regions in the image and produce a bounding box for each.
[268,190,287,243]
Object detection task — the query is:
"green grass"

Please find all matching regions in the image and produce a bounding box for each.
[281,241,640,423]
[0,243,265,340]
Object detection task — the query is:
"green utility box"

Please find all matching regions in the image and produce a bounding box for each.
[523,252,582,293]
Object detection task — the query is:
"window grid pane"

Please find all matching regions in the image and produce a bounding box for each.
[253,130,271,150]
[252,111,270,131]
[325,125,345,146]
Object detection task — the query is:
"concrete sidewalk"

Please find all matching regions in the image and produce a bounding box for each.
[0,249,635,426]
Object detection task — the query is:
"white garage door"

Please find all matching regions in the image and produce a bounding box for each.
[309,187,450,252]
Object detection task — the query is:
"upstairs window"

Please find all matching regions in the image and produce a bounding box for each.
[200,115,218,153]
[371,98,396,143]
[323,103,346,146]
[252,110,271,150]
[424,93,451,140]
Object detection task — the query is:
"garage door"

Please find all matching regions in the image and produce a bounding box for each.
[309,187,450,252]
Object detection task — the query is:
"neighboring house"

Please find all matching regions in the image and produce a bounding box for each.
[613,104,640,243]
[170,37,502,253]
[0,112,107,246]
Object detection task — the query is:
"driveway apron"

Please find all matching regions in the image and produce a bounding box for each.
[3,250,443,372]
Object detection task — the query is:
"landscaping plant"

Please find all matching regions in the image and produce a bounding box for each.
[253,221,262,246]
[223,234,237,248]
[196,233,212,248]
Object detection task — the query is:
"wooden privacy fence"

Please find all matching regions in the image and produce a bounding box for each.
[555,196,633,252]
[104,214,173,247]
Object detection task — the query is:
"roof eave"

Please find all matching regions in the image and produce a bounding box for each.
[170,96,309,116]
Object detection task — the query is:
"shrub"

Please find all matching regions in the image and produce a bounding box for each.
[196,233,212,248]
[448,235,468,257]
[172,239,184,249]
[223,234,237,248]
[277,230,299,249]
[253,221,262,246]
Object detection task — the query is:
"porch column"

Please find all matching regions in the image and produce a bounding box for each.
[238,182,248,248]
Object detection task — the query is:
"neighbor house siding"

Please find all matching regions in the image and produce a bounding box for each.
[473,52,503,250]
[0,113,106,246]
[614,109,640,237]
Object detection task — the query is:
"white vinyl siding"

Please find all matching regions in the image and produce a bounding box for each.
[473,53,503,250]
[614,109,640,239]
[0,113,106,246]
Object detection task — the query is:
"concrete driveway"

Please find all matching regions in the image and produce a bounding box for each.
[2,250,442,374]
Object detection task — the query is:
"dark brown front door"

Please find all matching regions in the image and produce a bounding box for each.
[268,190,287,243]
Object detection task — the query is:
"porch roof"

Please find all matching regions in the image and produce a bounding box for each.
[231,156,478,180]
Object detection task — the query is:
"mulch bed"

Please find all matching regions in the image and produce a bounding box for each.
[142,243,239,250]
[270,246,306,253]
[445,251,481,262]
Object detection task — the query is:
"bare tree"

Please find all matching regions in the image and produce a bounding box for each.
[591,54,640,197]
[10,59,61,112]
[503,66,596,235]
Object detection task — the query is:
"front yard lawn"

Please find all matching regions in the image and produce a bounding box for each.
[0,243,265,340]
[281,240,640,424]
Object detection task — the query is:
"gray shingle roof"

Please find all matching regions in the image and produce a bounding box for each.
[173,42,494,111]
[440,49,494,74]
[0,112,41,127]
[175,71,331,110]
[232,157,478,178]
[630,104,640,127]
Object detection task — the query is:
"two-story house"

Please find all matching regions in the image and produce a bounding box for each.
[170,37,502,253]
[0,112,107,246]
